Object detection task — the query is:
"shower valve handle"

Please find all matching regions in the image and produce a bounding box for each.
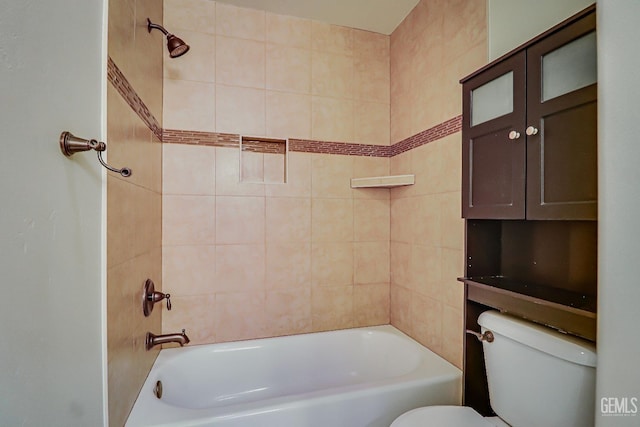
[142,279,171,316]
[149,291,171,310]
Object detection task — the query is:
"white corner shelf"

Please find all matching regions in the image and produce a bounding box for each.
[350,174,415,188]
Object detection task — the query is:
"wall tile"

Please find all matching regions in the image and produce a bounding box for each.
[354,283,390,327]
[411,244,442,296]
[163,143,216,195]
[390,196,414,244]
[353,155,389,178]
[388,0,487,370]
[440,191,464,250]
[353,29,389,62]
[354,56,390,104]
[266,91,312,139]
[265,152,312,198]
[216,36,265,88]
[412,195,442,245]
[108,1,163,419]
[390,241,411,288]
[266,197,311,242]
[441,303,464,369]
[216,196,265,244]
[441,247,464,285]
[263,152,286,184]
[311,153,353,198]
[311,242,354,286]
[354,101,390,146]
[108,178,162,267]
[265,242,311,290]
[266,13,311,48]
[164,31,215,83]
[311,285,354,331]
[311,96,355,142]
[352,157,391,201]
[215,84,265,135]
[215,2,265,41]
[154,0,490,362]
[214,244,265,292]
[108,0,135,74]
[354,198,390,242]
[163,195,215,245]
[133,2,163,121]
[311,51,354,99]
[265,288,312,336]
[215,147,265,197]
[162,294,216,344]
[411,292,443,351]
[311,22,353,56]
[311,198,353,242]
[164,0,216,34]
[354,241,390,284]
[163,245,216,296]
[164,78,216,132]
[266,45,311,94]
[215,291,267,341]
[390,284,412,333]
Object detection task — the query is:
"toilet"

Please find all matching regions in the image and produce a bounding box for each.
[391,310,597,427]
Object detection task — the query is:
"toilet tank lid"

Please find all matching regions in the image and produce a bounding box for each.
[477,311,597,367]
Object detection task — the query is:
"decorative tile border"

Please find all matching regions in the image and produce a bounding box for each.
[162,129,239,148]
[288,139,390,157]
[108,56,462,157]
[107,57,163,141]
[388,115,462,157]
[162,117,462,157]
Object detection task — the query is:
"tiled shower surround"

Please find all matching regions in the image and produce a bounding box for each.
[158,0,485,369]
[107,0,486,423]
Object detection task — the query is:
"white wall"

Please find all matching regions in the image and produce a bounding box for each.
[488,0,594,60]
[0,1,106,425]
[597,1,640,425]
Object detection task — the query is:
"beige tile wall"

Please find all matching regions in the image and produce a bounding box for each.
[107,0,163,425]
[162,146,390,343]
[389,0,487,369]
[163,0,390,145]
[160,0,488,371]
[161,0,392,345]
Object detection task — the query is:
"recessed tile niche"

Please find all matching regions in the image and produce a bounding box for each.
[240,136,288,184]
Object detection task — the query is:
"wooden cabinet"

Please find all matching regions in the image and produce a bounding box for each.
[462,8,597,220]
[459,5,598,416]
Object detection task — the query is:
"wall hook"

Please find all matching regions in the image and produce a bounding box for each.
[59,131,132,177]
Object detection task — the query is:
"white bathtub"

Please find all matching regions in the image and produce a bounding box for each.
[125,326,461,427]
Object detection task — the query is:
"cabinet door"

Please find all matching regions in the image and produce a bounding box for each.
[462,52,527,219]
[525,13,597,220]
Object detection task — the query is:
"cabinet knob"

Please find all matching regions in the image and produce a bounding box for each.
[526,126,539,136]
[508,130,521,140]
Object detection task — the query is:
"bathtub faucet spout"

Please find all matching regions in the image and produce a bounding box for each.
[146,329,190,350]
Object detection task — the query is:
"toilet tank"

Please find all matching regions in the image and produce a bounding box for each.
[477,311,596,427]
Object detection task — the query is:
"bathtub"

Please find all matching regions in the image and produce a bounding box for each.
[125,325,461,427]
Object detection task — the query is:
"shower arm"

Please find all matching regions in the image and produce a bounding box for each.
[147,18,170,36]
[59,131,132,178]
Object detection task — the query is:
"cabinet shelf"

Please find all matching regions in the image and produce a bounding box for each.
[350,174,415,188]
[460,276,596,341]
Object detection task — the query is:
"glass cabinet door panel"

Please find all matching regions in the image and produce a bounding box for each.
[471,71,514,127]
[542,31,596,102]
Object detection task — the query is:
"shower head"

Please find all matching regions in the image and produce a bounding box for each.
[147,18,190,58]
